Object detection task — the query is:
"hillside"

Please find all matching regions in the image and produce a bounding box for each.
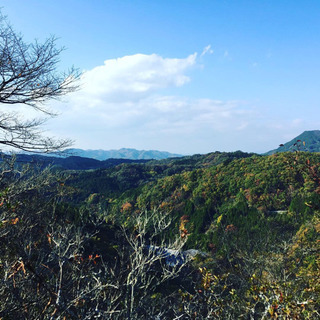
[60,150,255,201]
[63,151,320,317]
[100,152,320,246]
[266,130,320,154]
[1,150,319,318]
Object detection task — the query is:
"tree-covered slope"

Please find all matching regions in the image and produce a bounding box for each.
[105,152,320,249]
[266,130,320,154]
[61,150,256,202]
[1,151,319,318]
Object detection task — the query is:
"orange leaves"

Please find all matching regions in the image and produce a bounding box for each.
[159,201,169,209]
[10,260,26,276]
[8,259,27,287]
[88,254,100,264]
[121,202,132,213]
[225,224,237,233]
[1,217,19,226]
[70,253,101,265]
[179,215,189,238]
[11,217,19,225]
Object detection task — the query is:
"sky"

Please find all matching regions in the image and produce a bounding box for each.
[2,0,320,155]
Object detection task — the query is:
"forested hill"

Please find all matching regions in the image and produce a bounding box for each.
[1,150,319,318]
[61,150,319,318]
[96,151,320,247]
[61,150,320,252]
[266,130,320,154]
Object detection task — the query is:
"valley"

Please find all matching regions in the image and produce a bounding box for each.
[1,146,319,318]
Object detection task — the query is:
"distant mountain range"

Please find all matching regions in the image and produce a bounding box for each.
[3,132,320,171]
[266,130,320,154]
[0,148,182,171]
[4,151,252,171]
[62,148,183,160]
[4,154,150,171]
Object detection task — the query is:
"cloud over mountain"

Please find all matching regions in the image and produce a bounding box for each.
[47,50,306,154]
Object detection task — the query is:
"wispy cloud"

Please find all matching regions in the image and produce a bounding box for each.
[201,45,214,57]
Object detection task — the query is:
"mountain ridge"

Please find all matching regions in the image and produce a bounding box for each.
[63,148,183,160]
[265,130,320,154]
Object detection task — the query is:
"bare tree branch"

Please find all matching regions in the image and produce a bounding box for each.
[0,12,79,152]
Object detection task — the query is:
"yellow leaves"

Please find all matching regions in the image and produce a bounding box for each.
[229,288,236,295]
[304,202,313,208]
[199,267,213,290]
[268,305,275,316]
[216,214,223,225]
[182,184,189,192]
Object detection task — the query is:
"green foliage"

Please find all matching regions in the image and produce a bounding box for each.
[1,150,320,318]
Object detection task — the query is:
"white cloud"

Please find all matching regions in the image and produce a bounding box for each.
[46,52,266,154]
[74,53,197,105]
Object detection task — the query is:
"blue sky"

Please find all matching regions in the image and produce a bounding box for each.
[2,0,320,154]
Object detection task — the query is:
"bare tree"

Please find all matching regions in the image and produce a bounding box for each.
[119,209,188,319]
[0,12,80,152]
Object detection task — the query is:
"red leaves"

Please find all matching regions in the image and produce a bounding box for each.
[88,254,100,264]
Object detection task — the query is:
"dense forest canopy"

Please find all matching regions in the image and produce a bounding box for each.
[1,149,319,319]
